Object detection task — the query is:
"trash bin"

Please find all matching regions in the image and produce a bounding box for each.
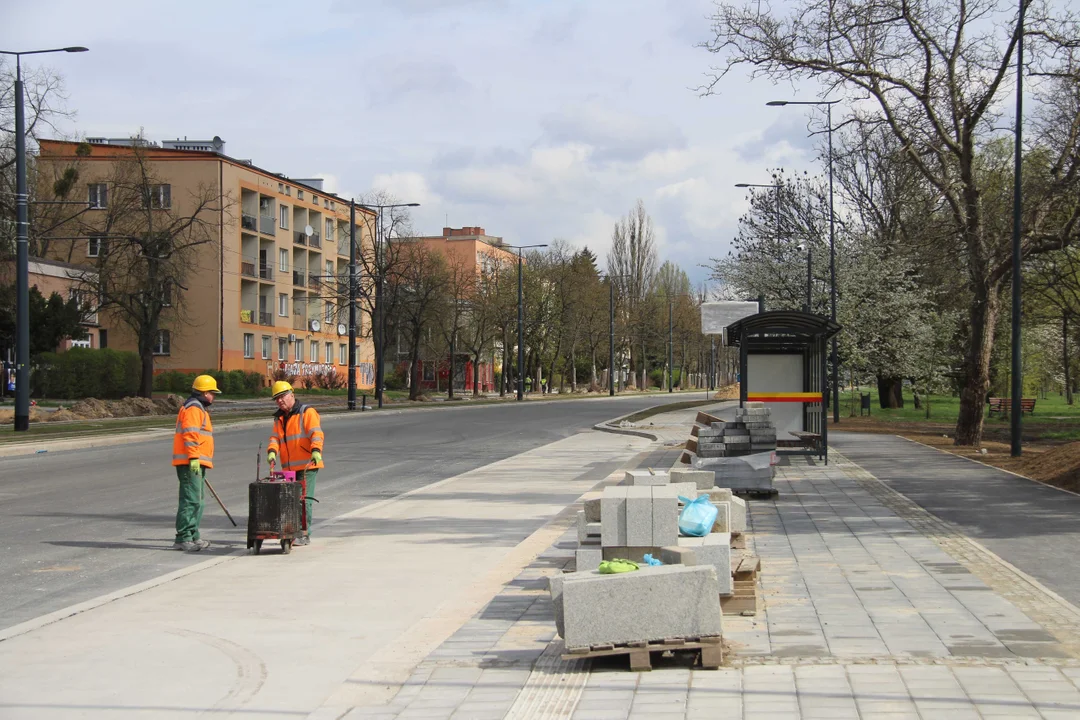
[860,393,871,416]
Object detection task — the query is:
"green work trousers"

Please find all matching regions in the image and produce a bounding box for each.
[298,468,318,536]
[175,465,206,543]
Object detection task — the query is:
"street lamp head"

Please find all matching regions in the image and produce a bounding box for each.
[64,47,89,52]
[734,183,751,188]
[766,100,789,106]
[405,203,420,207]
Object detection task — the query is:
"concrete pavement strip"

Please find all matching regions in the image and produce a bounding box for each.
[0,421,655,719]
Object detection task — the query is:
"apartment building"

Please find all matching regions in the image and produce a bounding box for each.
[36,137,377,388]
[412,226,519,273]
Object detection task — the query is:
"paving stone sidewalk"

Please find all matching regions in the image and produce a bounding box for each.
[333,431,1080,719]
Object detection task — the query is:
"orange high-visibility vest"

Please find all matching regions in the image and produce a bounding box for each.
[267,404,324,471]
[172,397,214,468]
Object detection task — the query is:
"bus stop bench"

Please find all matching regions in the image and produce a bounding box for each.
[790,431,822,452]
[987,398,1036,417]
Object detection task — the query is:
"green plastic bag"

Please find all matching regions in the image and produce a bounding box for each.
[598,558,640,574]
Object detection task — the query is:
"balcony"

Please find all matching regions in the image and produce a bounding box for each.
[293,270,306,286]
[240,309,255,324]
[293,314,311,331]
[259,215,275,235]
[259,311,274,326]
[308,274,321,289]
[308,232,321,249]
[259,264,273,281]
[241,261,257,278]
[241,213,257,232]
[294,231,307,246]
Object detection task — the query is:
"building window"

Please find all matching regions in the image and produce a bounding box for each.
[278,293,288,317]
[99,329,108,348]
[326,219,333,241]
[294,340,304,362]
[285,186,291,196]
[277,337,286,361]
[144,184,171,209]
[325,260,333,278]
[324,302,333,324]
[278,182,284,194]
[261,336,271,360]
[87,235,105,257]
[243,333,255,359]
[297,190,304,201]
[325,342,333,364]
[310,340,319,363]
[161,281,172,307]
[279,205,289,229]
[279,248,288,272]
[88,183,108,209]
[339,344,347,365]
[153,329,171,355]
[330,201,335,211]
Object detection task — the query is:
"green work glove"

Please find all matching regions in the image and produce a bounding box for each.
[267,451,276,467]
[311,450,322,465]
[189,459,201,473]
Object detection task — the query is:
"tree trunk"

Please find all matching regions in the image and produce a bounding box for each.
[876,375,904,409]
[1064,315,1072,405]
[591,348,597,388]
[408,330,423,401]
[139,346,154,399]
[954,290,1001,446]
[500,327,508,397]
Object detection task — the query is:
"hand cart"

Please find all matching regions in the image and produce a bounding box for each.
[246,470,307,555]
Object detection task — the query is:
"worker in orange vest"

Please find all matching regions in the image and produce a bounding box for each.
[266,380,323,545]
[171,374,221,551]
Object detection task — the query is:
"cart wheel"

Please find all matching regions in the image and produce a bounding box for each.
[281,540,292,555]
[254,539,263,555]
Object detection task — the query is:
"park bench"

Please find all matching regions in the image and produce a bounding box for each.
[986,397,1036,417]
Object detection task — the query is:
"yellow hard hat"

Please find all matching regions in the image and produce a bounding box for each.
[192,374,221,394]
[271,380,293,399]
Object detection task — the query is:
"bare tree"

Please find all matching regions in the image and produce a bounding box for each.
[462,249,509,397]
[702,0,1080,445]
[607,199,658,388]
[396,242,450,400]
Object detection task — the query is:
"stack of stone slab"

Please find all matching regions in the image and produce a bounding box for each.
[550,564,723,650]
[680,405,778,495]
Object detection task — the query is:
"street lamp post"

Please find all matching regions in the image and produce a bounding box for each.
[767,99,841,422]
[668,299,673,392]
[506,244,547,401]
[0,46,88,432]
[1011,0,1026,456]
[352,201,419,410]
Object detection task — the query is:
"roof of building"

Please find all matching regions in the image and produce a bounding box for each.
[36,139,375,216]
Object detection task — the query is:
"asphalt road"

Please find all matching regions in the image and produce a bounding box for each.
[0,392,699,630]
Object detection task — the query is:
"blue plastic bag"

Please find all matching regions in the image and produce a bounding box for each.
[678,495,718,537]
[642,554,663,566]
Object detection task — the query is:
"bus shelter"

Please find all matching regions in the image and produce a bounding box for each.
[726,311,841,463]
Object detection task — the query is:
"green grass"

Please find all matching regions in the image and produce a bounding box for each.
[839,386,1080,441]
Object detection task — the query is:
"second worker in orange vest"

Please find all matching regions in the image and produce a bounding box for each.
[267,381,323,545]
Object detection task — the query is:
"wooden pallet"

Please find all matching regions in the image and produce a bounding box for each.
[732,487,779,500]
[563,635,723,671]
[695,411,722,426]
[722,555,760,616]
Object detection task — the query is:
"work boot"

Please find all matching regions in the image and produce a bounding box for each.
[294,535,310,546]
[172,540,197,551]
[192,539,211,550]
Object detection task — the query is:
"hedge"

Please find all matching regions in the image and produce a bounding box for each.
[154,369,265,395]
[32,348,140,399]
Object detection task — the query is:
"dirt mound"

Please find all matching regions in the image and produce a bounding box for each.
[1015,441,1080,493]
[46,408,80,422]
[67,398,112,419]
[714,383,740,400]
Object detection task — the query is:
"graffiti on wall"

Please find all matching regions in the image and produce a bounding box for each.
[266,362,375,386]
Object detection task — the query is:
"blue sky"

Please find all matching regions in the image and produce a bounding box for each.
[3,0,825,285]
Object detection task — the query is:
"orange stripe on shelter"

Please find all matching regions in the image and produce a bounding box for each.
[747,392,823,403]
